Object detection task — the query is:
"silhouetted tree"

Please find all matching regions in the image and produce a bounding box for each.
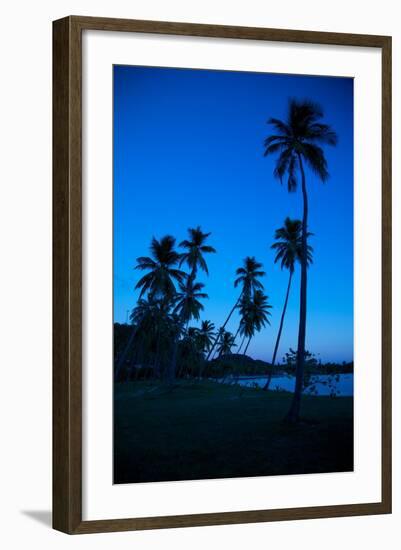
[179,226,216,283]
[135,235,187,300]
[131,236,187,383]
[207,257,265,360]
[264,99,337,422]
[196,320,216,354]
[217,330,236,357]
[264,218,313,390]
[196,320,216,377]
[169,279,208,383]
[239,290,272,356]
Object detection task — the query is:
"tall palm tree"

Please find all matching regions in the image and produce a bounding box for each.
[207,256,265,360]
[264,98,337,422]
[169,279,208,383]
[179,226,216,283]
[263,218,313,390]
[135,235,187,300]
[239,290,272,356]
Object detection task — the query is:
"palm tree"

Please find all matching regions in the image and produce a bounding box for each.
[115,297,155,379]
[207,256,265,360]
[264,98,337,422]
[179,226,216,283]
[210,326,226,359]
[239,290,272,356]
[197,320,216,355]
[116,236,186,380]
[135,235,187,300]
[238,315,253,355]
[263,218,313,390]
[169,279,208,383]
[217,330,236,357]
[173,280,208,323]
[116,296,165,380]
[196,320,216,378]
[178,327,203,378]
[234,256,265,298]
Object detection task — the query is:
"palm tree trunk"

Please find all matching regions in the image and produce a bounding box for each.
[286,155,308,423]
[198,342,210,378]
[153,331,161,379]
[264,270,293,391]
[132,347,141,382]
[232,324,241,349]
[177,358,186,379]
[188,265,197,286]
[198,355,206,379]
[127,351,136,382]
[206,292,242,360]
[115,325,137,381]
[168,338,178,385]
[243,336,252,355]
[237,334,246,353]
[168,317,185,385]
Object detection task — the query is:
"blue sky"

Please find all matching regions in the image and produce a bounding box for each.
[113,65,354,363]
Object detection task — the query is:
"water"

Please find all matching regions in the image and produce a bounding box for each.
[223,373,354,396]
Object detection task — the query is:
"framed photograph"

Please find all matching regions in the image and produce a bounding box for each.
[53,16,392,534]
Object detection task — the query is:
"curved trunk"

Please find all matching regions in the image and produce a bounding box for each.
[264,270,293,391]
[286,154,308,423]
[237,334,246,353]
[127,348,137,382]
[153,331,161,379]
[168,309,189,385]
[206,291,243,360]
[243,336,252,355]
[168,320,184,385]
[115,325,138,381]
[189,265,197,284]
[168,337,179,385]
[198,356,206,379]
[231,324,241,351]
[198,340,211,378]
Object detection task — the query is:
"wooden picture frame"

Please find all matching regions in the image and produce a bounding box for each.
[53,15,392,534]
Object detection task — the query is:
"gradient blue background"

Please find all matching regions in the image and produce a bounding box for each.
[113,65,354,363]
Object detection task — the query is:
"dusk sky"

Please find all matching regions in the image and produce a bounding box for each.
[113,65,354,363]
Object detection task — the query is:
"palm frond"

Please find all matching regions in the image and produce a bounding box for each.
[271,217,314,271]
[267,117,291,136]
[264,98,337,187]
[264,141,288,156]
[305,123,338,145]
[273,148,294,185]
[287,154,298,192]
[301,143,329,181]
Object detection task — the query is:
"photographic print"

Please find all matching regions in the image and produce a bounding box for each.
[113,64,354,485]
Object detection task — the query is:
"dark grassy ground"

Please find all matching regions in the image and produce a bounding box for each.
[114,380,353,484]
